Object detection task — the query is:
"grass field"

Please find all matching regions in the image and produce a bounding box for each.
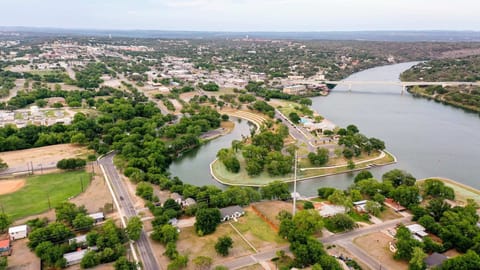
[0,170,91,220]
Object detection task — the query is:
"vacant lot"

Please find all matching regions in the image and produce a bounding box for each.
[0,144,91,173]
[7,238,40,270]
[354,232,408,270]
[0,170,91,220]
[252,201,294,229]
[379,207,403,221]
[0,179,25,195]
[152,222,254,269]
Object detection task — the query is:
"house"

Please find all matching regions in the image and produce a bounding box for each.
[87,212,105,224]
[353,200,368,213]
[170,193,184,205]
[384,198,406,212]
[219,206,245,222]
[8,225,28,240]
[406,224,428,240]
[68,235,88,246]
[64,249,88,266]
[0,239,12,256]
[424,252,448,269]
[318,203,346,218]
[182,198,196,207]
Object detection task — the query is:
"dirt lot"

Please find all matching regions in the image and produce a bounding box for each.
[0,144,91,172]
[0,179,25,195]
[354,232,408,270]
[251,201,294,228]
[7,238,41,270]
[151,223,254,269]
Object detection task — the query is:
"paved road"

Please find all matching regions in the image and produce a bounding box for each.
[99,153,159,270]
[275,109,316,152]
[218,215,411,270]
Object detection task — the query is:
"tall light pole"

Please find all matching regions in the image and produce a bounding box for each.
[292,151,298,215]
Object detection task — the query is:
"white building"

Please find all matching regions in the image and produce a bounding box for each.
[283,85,306,95]
[8,225,28,240]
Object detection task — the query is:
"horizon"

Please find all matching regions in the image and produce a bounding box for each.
[1,0,480,32]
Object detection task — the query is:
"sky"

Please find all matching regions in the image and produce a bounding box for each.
[1,0,480,31]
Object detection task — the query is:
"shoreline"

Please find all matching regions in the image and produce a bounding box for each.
[408,87,480,114]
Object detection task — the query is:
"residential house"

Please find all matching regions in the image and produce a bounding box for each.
[8,225,28,240]
[64,249,88,266]
[182,198,197,207]
[170,193,184,205]
[353,200,368,213]
[219,206,245,222]
[88,212,105,224]
[406,224,428,241]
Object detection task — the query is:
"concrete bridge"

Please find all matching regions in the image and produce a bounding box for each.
[323,80,480,94]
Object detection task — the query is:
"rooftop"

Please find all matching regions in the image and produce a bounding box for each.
[8,225,27,233]
[219,205,244,218]
[424,252,448,268]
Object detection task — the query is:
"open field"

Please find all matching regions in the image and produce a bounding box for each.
[0,179,25,195]
[251,201,294,229]
[0,170,91,220]
[0,144,92,173]
[418,177,480,205]
[379,207,404,221]
[354,232,408,270]
[234,207,288,250]
[152,222,255,269]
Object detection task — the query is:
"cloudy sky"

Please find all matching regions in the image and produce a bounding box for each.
[2,0,479,31]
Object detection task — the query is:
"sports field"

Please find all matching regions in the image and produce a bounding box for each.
[0,170,91,220]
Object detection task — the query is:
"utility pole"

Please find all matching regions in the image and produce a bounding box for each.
[47,193,51,209]
[292,151,298,215]
[80,176,84,192]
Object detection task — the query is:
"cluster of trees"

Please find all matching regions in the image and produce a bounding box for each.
[56,158,86,170]
[308,148,329,166]
[199,82,220,91]
[26,201,135,269]
[277,210,342,269]
[250,100,275,118]
[337,124,386,158]
[75,62,115,89]
[0,69,22,97]
[217,148,240,173]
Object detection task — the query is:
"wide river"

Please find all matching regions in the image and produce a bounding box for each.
[170,62,480,196]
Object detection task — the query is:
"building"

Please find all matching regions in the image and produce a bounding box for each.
[318,203,346,218]
[68,235,88,246]
[0,239,12,256]
[87,212,105,224]
[182,198,197,207]
[406,224,428,240]
[283,85,306,95]
[384,198,406,212]
[8,225,28,240]
[64,249,89,266]
[219,206,245,222]
[170,193,184,205]
[353,200,368,213]
[424,253,448,269]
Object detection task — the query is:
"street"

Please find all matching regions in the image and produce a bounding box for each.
[99,153,160,270]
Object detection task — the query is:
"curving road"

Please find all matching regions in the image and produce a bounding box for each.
[99,153,159,270]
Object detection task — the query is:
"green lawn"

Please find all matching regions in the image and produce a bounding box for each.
[0,171,91,220]
[234,210,287,246]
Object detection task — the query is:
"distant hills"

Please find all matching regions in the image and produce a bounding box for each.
[1,26,480,42]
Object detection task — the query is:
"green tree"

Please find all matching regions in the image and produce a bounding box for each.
[151,224,179,244]
[308,148,329,166]
[0,158,7,170]
[261,181,291,200]
[303,201,314,210]
[194,208,221,236]
[365,201,382,217]
[409,247,427,270]
[382,169,416,187]
[215,236,233,256]
[81,251,100,269]
[114,256,138,270]
[164,242,179,260]
[167,254,188,270]
[354,170,373,183]
[440,250,480,270]
[328,213,356,231]
[0,257,6,270]
[72,213,94,231]
[35,241,66,268]
[55,202,87,226]
[0,213,11,233]
[292,210,323,236]
[126,216,143,241]
[289,112,301,124]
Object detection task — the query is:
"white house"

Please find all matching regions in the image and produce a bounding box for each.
[406,224,428,240]
[219,206,245,222]
[8,225,28,240]
[64,249,89,266]
[87,212,105,224]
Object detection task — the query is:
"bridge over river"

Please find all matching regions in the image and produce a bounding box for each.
[323,80,480,93]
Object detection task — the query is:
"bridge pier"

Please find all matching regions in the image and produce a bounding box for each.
[401,85,406,95]
[348,84,352,92]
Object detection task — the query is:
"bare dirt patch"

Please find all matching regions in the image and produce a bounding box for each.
[251,201,294,228]
[0,144,91,172]
[354,232,408,270]
[8,238,41,270]
[0,179,25,195]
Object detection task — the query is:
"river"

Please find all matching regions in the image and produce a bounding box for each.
[170,62,480,196]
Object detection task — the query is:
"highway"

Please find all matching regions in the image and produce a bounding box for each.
[99,153,159,270]
[217,215,411,270]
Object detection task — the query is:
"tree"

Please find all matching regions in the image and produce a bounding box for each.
[382,169,416,187]
[56,158,86,170]
[317,187,336,199]
[261,181,291,200]
[394,226,424,261]
[81,251,100,269]
[167,254,188,270]
[440,250,480,270]
[194,208,221,236]
[303,201,314,210]
[328,213,356,231]
[318,254,342,270]
[422,179,455,200]
[215,236,233,256]
[365,201,382,217]
[151,224,179,244]
[409,247,427,270]
[126,216,143,241]
[292,210,323,236]
[390,185,420,209]
[0,257,6,270]
[354,170,373,183]
[164,242,179,260]
[347,160,355,170]
[114,256,138,270]
[289,112,301,124]
[192,256,212,270]
[136,182,154,200]
[0,158,7,170]
[35,241,66,268]
[0,213,11,233]
[308,148,329,166]
[427,198,451,221]
[55,202,87,226]
[72,213,94,231]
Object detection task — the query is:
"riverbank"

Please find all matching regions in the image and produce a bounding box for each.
[417,177,480,205]
[210,150,396,187]
[408,86,480,113]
